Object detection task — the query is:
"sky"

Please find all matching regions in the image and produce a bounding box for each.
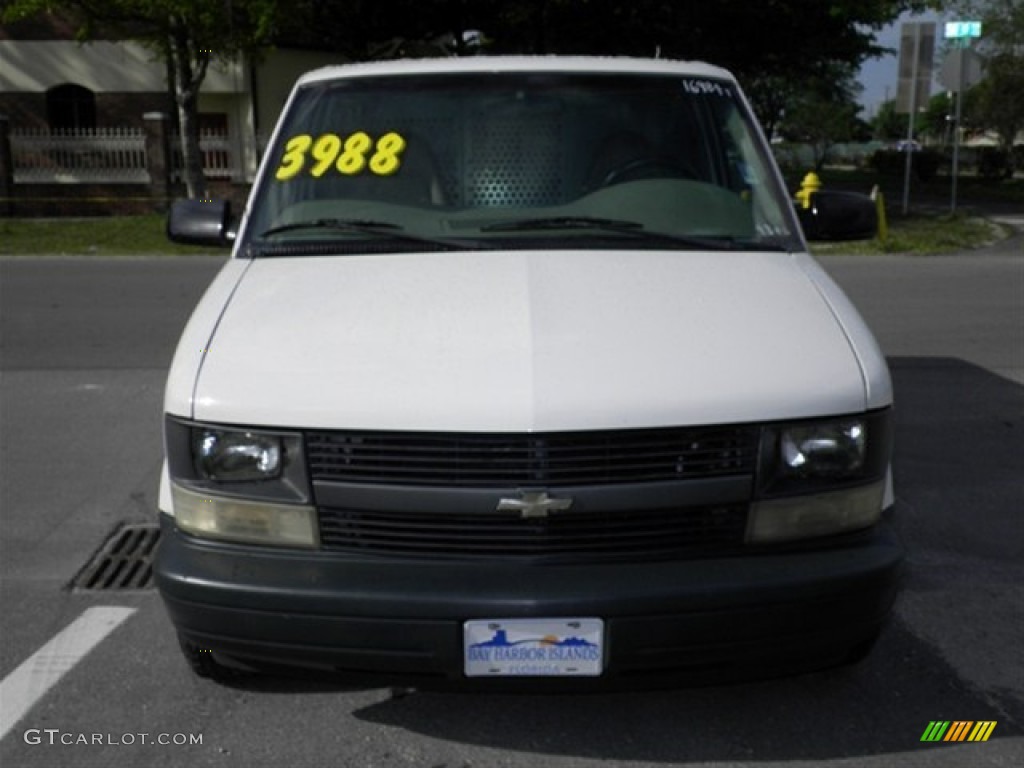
[857,8,946,119]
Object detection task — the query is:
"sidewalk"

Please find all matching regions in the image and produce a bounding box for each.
[989,214,1024,232]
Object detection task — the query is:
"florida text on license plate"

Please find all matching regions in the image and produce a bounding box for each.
[463,618,604,677]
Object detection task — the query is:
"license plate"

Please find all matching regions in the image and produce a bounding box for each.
[463,618,604,677]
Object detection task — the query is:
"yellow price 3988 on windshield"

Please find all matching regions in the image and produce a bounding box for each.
[274,131,407,181]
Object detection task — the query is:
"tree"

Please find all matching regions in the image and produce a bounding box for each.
[873,99,908,141]
[272,0,490,60]
[3,0,284,198]
[281,1,927,76]
[919,92,955,144]
[282,0,928,131]
[744,76,803,142]
[972,54,1024,156]
[778,66,866,169]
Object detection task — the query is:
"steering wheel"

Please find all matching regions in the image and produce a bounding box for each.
[601,157,697,187]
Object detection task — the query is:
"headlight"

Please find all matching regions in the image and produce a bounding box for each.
[750,409,893,543]
[164,418,314,547]
[778,419,866,480]
[195,428,283,481]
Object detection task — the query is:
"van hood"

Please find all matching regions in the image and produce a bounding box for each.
[187,250,875,431]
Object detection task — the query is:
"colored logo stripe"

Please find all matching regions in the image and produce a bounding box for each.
[920,721,997,743]
[944,721,973,741]
[968,722,997,742]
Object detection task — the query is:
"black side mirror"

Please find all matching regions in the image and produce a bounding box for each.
[167,198,234,247]
[797,191,878,241]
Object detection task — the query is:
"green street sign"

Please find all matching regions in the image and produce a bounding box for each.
[944,20,982,39]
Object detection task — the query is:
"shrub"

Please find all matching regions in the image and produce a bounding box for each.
[869,148,942,181]
[915,149,942,182]
[1012,146,1024,174]
[977,148,1014,180]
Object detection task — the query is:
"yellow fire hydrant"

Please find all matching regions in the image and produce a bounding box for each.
[795,172,821,209]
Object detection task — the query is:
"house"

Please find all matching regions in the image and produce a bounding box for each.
[0,13,341,213]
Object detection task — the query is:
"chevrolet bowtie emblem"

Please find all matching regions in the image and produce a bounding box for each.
[496,491,573,519]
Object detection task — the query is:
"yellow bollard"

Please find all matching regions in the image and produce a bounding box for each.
[871,185,888,243]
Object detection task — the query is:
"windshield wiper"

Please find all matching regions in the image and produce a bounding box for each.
[480,215,779,251]
[259,218,402,238]
[257,218,483,250]
[481,216,643,233]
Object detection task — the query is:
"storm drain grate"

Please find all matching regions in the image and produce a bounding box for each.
[71,523,160,591]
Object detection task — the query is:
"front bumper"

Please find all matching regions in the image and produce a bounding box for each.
[155,512,903,689]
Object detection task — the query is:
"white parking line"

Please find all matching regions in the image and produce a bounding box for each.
[0,606,136,742]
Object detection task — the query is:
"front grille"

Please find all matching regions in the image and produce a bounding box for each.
[306,426,759,488]
[318,504,747,561]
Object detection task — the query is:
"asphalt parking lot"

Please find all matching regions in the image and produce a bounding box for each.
[1,237,1022,767]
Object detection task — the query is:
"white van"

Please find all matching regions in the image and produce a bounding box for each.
[159,56,901,688]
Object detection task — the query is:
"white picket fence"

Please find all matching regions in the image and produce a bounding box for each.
[9,126,255,184]
[170,129,235,181]
[10,127,149,183]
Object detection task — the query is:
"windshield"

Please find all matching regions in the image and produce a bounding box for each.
[243,71,801,255]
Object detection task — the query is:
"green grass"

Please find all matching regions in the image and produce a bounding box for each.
[810,213,1011,256]
[0,215,220,256]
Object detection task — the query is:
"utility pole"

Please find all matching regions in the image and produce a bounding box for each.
[950,44,965,214]
[941,20,984,214]
[901,26,921,216]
